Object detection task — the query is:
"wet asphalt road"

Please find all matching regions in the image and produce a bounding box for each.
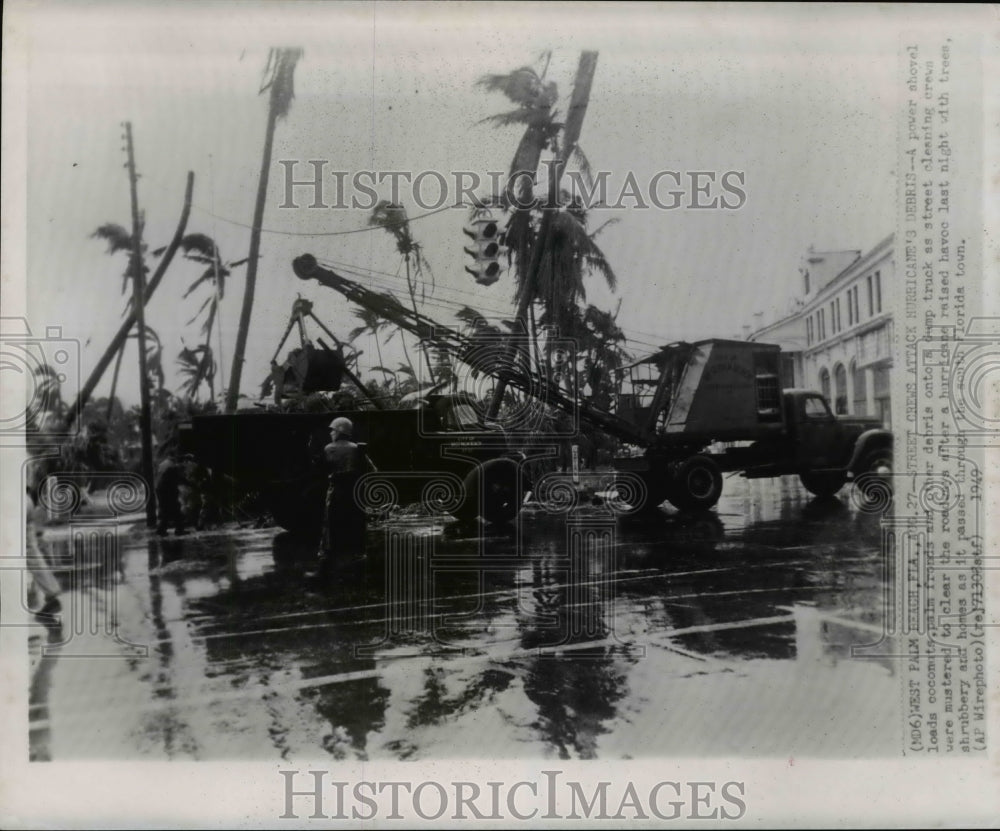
[29,475,902,761]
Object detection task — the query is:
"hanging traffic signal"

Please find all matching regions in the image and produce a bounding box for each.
[463,217,506,286]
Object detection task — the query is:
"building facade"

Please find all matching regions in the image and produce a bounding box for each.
[747,234,894,428]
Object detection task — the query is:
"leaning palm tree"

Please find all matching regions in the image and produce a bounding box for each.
[227,47,304,413]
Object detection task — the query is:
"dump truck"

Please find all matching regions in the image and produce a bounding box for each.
[179,392,526,533]
[610,338,892,511]
[180,255,892,533]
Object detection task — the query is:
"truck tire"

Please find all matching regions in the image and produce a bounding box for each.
[615,472,670,514]
[861,447,893,477]
[457,458,523,524]
[799,470,848,498]
[669,455,723,511]
[854,447,894,508]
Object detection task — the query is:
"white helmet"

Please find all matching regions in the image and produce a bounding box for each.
[329,416,354,438]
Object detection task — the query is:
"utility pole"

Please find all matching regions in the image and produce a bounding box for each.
[487,50,598,419]
[124,122,157,527]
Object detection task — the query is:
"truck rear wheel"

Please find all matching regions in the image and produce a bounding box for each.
[669,455,723,511]
[457,458,523,524]
[615,472,670,514]
[799,470,848,498]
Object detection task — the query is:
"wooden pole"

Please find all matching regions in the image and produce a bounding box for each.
[486,51,598,418]
[124,122,157,527]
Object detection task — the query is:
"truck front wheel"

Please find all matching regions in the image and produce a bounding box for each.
[799,470,848,498]
[862,448,893,477]
[669,455,723,511]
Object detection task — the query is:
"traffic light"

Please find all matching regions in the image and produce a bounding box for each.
[463,217,506,286]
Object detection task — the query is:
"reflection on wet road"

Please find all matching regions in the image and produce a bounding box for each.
[29,475,902,760]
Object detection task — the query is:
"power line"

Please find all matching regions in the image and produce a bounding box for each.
[189,201,457,236]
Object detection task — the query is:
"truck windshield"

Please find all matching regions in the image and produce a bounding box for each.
[445,403,481,429]
[803,396,832,420]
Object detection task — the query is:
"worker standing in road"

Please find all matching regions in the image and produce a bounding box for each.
[318,417,375,568]
[155,450,188,536]
[25,486,62,622]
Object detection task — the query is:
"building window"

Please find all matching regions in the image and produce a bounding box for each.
[834,363,847,414]
[819,308,826,340]
[806,316,813,346]
[847,287,859,326]
[851,359,866,415]
[873,364,891,427]
[819,367,831,402]
[874,270,882,313]
[867,274,874,317]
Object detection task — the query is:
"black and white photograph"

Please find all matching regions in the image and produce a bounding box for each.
[1,1,997,827]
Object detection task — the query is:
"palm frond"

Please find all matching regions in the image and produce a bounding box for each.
[570,145,594,189]
[589,217,620,239]
[92,223,132,255]
[262,47,304,121]
[477,67,556,110]
[186,295,214,325]
[368,200,413,255]
[182,270,219,299]
[179,233,219,260]
[478,107,554,129]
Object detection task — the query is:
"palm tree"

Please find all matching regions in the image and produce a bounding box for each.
[173,232,248,398]
[92,222,149,299]
[93,222,145,416]
[227,47,304,413]
[349,307,389,371]
[476,56,615,387]
[177,344,216,401]
[368,201,437,381]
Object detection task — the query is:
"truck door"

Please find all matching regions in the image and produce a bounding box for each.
[795,393,840,467]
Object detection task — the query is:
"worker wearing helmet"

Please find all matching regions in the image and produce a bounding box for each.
[318,416,375,567]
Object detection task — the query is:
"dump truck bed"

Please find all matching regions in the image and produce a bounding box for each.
[620,339,785,445]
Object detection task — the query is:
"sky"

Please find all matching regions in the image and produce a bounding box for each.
[14,1,899,407]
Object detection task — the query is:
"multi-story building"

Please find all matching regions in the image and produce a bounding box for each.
[747,234,893,428]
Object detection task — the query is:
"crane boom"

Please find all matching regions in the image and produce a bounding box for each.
[291,254,648,445]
